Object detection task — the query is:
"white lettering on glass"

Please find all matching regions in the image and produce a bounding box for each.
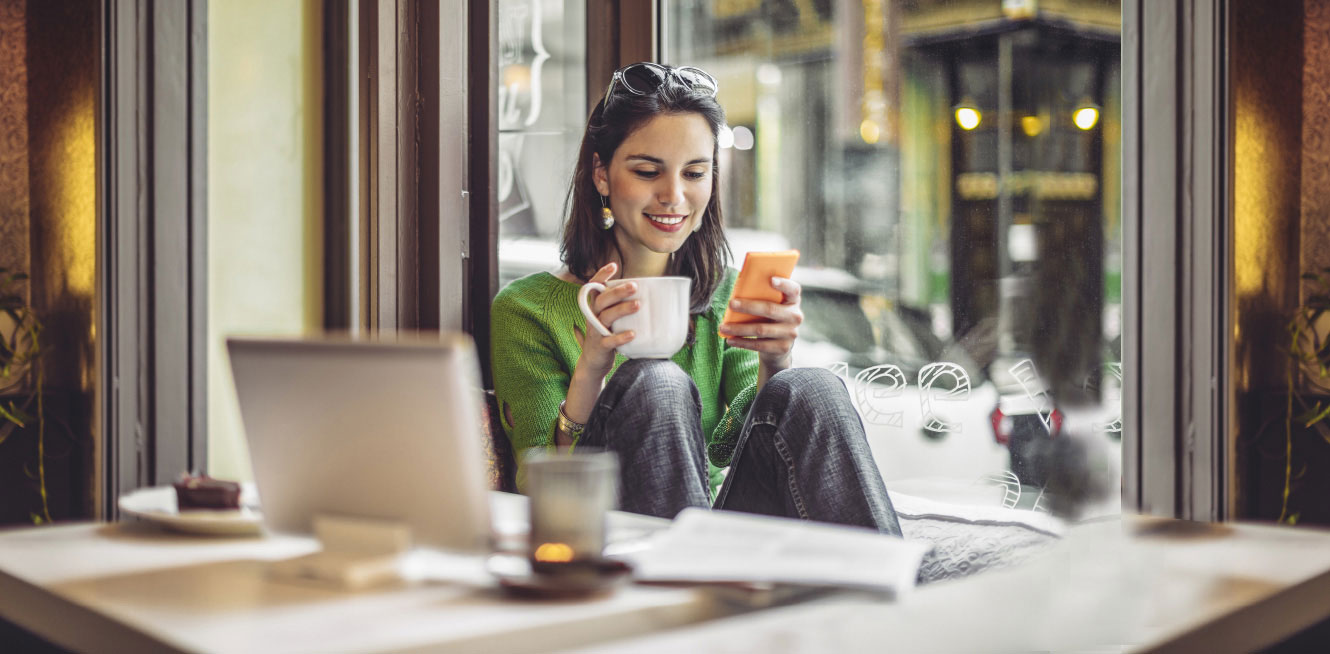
[918,362,971,433]
[1009,358,1056,435]
[853,364,907,427]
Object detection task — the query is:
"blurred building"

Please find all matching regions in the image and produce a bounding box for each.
[663,0,1120,372]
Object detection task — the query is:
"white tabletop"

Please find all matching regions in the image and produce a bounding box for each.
[560,516,1330,654]
[9,494,1330,654]
[0,492,729,654]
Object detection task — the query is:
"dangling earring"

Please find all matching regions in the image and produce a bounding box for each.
[599,195,615,230]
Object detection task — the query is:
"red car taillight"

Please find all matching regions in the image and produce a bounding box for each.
[990,406,1009,445]
[991,406,1064,445]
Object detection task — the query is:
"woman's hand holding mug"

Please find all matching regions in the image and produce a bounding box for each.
[575,262,639,376]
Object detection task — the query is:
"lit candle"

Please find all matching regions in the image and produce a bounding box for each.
[525,450,618,566]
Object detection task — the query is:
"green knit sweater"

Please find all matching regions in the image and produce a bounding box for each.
[490,269,759,496]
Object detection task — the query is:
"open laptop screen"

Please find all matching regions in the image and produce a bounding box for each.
[227,335,491,552]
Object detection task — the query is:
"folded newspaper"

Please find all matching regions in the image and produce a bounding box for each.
[624,508,931,597]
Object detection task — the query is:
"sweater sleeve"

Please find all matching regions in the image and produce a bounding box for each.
[706,345,758,467]
[489,284,568,482]
[705,271,760,468]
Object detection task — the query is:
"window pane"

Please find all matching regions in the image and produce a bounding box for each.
[207,0,324,482]
[665,0,1123,518]
[496,0,586,288]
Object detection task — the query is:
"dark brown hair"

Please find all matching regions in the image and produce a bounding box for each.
[560,65,731,320]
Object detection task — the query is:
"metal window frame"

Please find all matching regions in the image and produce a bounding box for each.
[322,0,481,369]
[586,0,658,111]
[639,0,1234,519]
[461,0,1238,520]
[1122,0,1232,521]
[330,0,471,339]
[98,0,209,517]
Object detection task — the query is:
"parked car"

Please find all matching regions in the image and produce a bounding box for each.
[987,348,1122,489]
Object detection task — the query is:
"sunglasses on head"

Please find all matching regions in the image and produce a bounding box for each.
[602,62,719,107]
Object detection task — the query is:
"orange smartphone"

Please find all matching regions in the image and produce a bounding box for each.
[720,250,800,328]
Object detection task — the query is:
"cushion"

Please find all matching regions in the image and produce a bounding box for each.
[479,390,517,493]
[889,490,1062,585]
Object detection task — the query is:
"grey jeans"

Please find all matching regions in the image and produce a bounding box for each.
[578,359,902,536]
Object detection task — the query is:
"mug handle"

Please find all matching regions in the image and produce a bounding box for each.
[576,282,614,337]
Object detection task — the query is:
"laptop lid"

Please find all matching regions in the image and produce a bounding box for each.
[227,334,491,552]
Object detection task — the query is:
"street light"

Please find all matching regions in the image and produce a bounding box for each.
[1020,115,1043,137]
[1073,105,1100,130]
[954,103,981,130]
[860,119,881,144]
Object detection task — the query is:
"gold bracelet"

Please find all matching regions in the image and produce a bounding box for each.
[557,400,586,437]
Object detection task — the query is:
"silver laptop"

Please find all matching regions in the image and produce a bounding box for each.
[227,334,491,552]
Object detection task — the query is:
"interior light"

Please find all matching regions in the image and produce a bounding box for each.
[859,119,881,144]
[1020,115,1043,137]
[718,125,735,149]
[955,106,981,131]
[732,126,755,150]
[1073,106,1099,130]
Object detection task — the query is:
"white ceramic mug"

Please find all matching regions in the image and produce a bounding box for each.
[576,276,691,359]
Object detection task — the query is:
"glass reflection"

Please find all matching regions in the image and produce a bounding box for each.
[663,0,1123,518]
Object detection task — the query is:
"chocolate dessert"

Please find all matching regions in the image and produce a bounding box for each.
[173,474,241,510]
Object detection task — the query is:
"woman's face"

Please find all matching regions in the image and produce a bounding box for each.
[593,112,715,261]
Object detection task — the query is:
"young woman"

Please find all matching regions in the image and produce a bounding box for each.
[491,62,900,534]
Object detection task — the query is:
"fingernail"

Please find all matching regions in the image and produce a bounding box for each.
[730,300,741,309]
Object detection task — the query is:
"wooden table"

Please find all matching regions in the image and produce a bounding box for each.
[562,516,1330,653]
[0,492,733,654]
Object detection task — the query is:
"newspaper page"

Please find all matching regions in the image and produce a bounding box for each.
[626,508,931,597]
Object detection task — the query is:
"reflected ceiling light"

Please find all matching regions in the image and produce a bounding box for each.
[859,119,881,144]
[502,64,531,89]
[732,126,755,150]
[954,106,981,130]
[757,63,782,87]
[1020,115,1043,137]
[1073,106,1100,130]
[718,125,735,149]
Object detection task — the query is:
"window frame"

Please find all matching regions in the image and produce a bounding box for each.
[430,0,1238,520]
[98,0,210,517]
[633,0,1234,520]
[1122,0,1232,521]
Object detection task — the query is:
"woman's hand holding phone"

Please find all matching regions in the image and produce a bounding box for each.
[718,251,803,373]
[575,262,639,377]
[719,277,804,363]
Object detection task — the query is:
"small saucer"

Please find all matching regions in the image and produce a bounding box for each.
[487,554,632,599]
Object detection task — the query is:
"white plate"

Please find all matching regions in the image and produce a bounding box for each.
[118,484,264,536]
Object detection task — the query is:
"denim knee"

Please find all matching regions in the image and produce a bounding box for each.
[607,359,693,398]
[755,367,854,422]
[767,366,848,400]
[595,359,702,451]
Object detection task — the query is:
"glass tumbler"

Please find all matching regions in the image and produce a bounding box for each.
[523,449,619,570]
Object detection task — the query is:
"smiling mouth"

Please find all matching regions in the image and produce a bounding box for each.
[646,214,686,226]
